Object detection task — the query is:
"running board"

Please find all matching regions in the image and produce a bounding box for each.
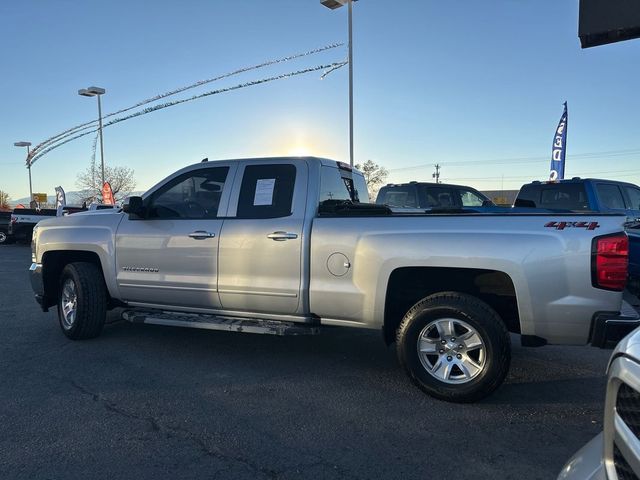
[121,309,320,336]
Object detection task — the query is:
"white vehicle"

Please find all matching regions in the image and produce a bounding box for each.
[558,323,640,479]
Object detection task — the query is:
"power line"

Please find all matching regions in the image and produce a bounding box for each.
[388,148,640,172]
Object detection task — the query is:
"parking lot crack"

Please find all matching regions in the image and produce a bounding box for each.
[66,379,282,479]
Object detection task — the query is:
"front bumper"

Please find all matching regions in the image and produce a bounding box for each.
[557,433,605,480]
[29,262,45,308]
[591,301,640,349]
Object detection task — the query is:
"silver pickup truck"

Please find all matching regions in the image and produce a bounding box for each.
[29,157,639,402]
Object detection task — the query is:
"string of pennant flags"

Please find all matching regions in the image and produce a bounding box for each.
[21,41,572,194]
[27,42,346,165]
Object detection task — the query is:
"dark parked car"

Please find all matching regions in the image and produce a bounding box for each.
[8,208,57,243]
[375,182,494,210]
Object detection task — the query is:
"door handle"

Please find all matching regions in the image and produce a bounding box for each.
[189,231,216,239]
[267,231,298,241]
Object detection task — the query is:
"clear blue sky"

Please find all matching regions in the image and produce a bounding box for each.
[1,0,640,201]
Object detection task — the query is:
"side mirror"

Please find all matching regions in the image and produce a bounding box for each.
[123,196,145,218]
[482,200,494,207]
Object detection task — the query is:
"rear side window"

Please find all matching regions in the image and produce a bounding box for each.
[319,166,367,204]
[352,173,370,203]
[624,186,640,210]
[376,187,418,208]
[514,184,538,207]
[518,183,589,210]
[596,184,626,209]
[237,164,296,219]
[421,186,458,208]
[540,184,589,210]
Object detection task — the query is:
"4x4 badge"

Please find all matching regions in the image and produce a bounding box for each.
[544,221,600,231]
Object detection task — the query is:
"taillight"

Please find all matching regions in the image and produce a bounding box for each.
[10,216,16,224]
[592,233,629,291]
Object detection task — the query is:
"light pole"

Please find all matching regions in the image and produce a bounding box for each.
[78,86,106,186]
[14,141,33,203]
[321,0,356,167]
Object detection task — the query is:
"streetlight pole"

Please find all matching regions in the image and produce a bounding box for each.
[97,93,105,185]
[14,141,33,203]
[321,0,356,167]
[347,0,354,169]
[79,86,107,186]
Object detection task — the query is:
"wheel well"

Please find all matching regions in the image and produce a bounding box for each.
[383,267,519,345]
[41,250,107,310]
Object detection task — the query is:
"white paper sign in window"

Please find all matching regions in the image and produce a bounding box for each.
[254,178,276,206]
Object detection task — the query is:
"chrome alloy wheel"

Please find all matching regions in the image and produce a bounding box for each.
[0,231,6,243]
[60,278,78,330]
[417,318,486,384]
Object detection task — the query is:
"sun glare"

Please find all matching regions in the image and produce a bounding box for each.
[287,145,312,157]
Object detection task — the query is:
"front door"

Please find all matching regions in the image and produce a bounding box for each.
[115,165,234,310]
[218,161,306,315]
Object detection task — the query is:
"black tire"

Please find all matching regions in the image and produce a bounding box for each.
[57,262,107,340]
[0,230,9,245]
[396,292,510,403]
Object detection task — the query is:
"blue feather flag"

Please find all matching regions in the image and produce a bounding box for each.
[550,102,568,181]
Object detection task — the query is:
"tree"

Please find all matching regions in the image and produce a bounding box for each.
[76,159,137,204]
[355,160,388,198]
[0,190,10,211]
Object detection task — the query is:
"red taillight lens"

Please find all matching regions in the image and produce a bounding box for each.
[592,233,629,291]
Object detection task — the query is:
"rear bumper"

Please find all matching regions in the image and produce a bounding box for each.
[29,263,46,310]
[590,300,640,348]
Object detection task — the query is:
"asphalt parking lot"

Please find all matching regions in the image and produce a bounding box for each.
[1,244,637,480]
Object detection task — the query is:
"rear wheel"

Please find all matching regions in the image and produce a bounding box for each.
[396,292,510,403]
[57,262,107,340]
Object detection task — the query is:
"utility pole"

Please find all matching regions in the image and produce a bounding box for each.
[432,164,441,184]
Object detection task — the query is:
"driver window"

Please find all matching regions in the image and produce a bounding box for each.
[148,167,229,219]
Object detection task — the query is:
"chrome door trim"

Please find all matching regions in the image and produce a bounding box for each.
[217,289,298,298]
[119,283,218,292]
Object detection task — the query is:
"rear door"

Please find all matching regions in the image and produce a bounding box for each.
[218,160,306,315]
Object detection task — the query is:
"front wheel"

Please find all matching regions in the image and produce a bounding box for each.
[57,262,107,340]
[396,292,510,403]
[0,231,8,244]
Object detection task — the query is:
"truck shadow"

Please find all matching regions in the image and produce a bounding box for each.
[100,320,609,407]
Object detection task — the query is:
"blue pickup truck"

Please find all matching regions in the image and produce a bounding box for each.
[515,178,640,296]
